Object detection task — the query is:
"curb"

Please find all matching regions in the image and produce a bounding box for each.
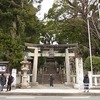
[0,92,100,96]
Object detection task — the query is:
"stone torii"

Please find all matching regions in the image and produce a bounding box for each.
[25,43,83,87]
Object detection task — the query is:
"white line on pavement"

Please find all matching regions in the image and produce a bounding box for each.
[62,96,90,99]
[6,96,35,99]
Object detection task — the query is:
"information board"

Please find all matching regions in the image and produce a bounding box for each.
[0,65,7,72]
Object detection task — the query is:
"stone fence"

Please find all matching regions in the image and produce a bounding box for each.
[3,73,100,88]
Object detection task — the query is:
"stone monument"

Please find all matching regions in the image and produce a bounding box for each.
[20,56,31,88]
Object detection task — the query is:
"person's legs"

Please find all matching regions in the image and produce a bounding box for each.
[0,85,1,91]
[51,81,53,87]
[1,85,4,91]
[85,84,89,92]
[87,85,89,92]
[50,81,53,87]
[84,85,86,92]
[52,81,53,87]
[50,81,51,86]
[9,84,11,91]
[7,85,10,91]
[84,84,87,92]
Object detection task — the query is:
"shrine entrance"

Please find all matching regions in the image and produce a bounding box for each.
[25,43,83,86]
[37,57,64,84]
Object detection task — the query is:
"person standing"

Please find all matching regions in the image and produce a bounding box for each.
[0,73,6,91]
[83,74,89,92]
[56,67,59,74]
[49,74,54,87]
[6,73,14,91]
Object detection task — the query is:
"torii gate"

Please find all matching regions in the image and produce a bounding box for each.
[25,43,83,87]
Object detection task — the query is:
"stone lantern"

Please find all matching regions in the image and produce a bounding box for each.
[20,56,31,88]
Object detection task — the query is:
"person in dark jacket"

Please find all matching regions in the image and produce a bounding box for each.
[83,74,89,92]
[49,74,54,87]
[0,73,6,91]
[6,73,14,91]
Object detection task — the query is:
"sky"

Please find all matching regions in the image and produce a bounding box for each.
[36,0,98,20]
[36,0,54,20]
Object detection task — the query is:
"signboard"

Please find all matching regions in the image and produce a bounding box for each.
[12,68,17,87]
[49,48,54,57]
[0,65,7,72]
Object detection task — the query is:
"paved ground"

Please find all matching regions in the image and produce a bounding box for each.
[0,84,100,96]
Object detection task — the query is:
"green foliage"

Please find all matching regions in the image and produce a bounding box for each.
[44,0,100,61]
[55,57,64,65]
[0,30,24,70]
[84,56,100,72]
[38,57,45,68]
[0,0,43,70]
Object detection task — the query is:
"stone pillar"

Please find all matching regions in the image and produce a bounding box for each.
[88,71,92,88]
[21,56,30,88]
[32,48,38,84]
[11,68,17,87]
[74,58,83,89]
[65,49,70,85]
[22,69,28,87]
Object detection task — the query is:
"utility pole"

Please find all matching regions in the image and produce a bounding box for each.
[98,0,100,29]
[98,1,100,19]
[87,0,93,74]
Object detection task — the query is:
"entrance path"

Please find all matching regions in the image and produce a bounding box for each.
[0,84,100,96]
[31,84,73,89]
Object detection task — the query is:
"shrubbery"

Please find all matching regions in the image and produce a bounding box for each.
[84,56,100,73]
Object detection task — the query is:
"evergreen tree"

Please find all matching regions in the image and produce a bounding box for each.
[0,0,43,70]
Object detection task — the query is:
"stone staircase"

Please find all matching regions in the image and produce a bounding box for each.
[41,62,62,84]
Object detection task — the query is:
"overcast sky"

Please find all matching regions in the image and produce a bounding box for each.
[36,0,54,19]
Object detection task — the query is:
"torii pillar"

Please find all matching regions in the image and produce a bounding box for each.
[65,49,71,85]
[74,57,83,89]
[32,48,38,84]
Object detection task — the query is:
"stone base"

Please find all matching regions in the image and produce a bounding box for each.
[21,85,31,89]
[64,82,74,87]
[30,82,38,86]
[74,83,84,89]
[21,82,31,88]
[33,82,38,86]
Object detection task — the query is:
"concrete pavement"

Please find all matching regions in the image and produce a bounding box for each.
[0,84,100,96]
